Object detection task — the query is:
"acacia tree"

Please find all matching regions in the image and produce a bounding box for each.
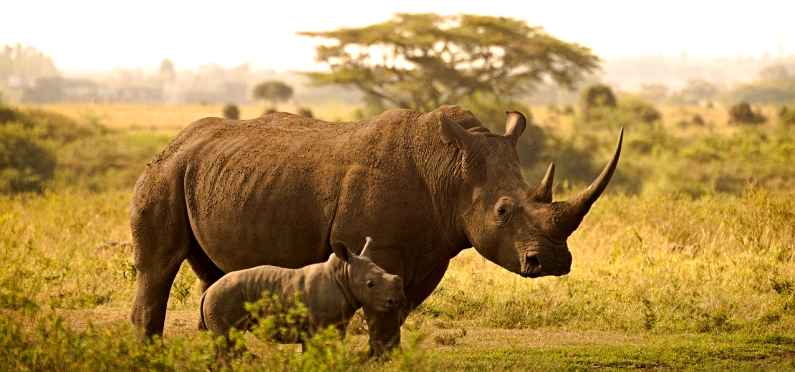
[299,13,599,111]
[252,81,294,109]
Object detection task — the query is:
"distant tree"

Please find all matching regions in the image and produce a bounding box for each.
[759,64,792,82]
[580,83,617,119]
[297,107,314,118]
[22,77,65,103]
[222,103,240,119]
[252,81,293,108]
[637,83,669,103]
[621,98,662,124]
[0,44,59,84]
[675,79,719,104]
[159,58,176,82]
[299,13,598,111]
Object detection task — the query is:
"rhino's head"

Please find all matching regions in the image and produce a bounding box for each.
[440,109,622,278]
[333,237,406,312]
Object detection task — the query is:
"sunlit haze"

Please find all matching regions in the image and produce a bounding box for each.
[3,0,794,73]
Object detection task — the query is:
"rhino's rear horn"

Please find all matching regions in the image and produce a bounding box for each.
[559,128,623,234]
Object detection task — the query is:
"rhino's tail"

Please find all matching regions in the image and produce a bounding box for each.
[199,290,208,331]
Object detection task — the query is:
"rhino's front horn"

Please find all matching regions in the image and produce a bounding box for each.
[559,128,623,235]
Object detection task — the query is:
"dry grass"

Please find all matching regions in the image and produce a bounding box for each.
[26,102,360,130]
[2,101,795,369]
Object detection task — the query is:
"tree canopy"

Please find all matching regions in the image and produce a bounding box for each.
[252,80,294,107]
[299,13,599,111]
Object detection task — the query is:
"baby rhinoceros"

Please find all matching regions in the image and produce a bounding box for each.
[199,237,406,348]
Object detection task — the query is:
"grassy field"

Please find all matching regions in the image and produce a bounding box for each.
[2,102,795,370]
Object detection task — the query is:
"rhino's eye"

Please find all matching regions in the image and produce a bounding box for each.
[367,280,375,288]
[494,198,514,225]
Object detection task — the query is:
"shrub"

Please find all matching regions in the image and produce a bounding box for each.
[728,102,766,125]
[676,114,706,128]
[222,103,240,120]
[580,83,617,119]
[621,97,662,124]
[0,123,56,193]
[297,107,314,118]
[778,105,795,126]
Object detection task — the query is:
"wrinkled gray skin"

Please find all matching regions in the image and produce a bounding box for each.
[129,105,622,355]
[200,237,406,345]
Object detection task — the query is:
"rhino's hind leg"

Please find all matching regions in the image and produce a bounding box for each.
[129,173,192,338]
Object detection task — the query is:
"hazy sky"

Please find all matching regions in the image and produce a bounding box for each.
[3,0,793,73]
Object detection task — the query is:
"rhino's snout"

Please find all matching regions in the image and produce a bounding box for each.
[385,293,407,309]
[521,253,543,278]
[521,251,571,278]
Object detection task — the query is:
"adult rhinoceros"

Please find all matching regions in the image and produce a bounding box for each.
[130,105,622,354]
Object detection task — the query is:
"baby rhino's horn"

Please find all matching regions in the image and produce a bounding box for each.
[360,236,374,257]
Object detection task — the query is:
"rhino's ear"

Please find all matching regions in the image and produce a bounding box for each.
[504,111,526,145]
[439,112,475,148]
[331,241,350,262]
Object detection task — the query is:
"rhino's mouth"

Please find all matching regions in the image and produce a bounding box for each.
[520,253,543,278]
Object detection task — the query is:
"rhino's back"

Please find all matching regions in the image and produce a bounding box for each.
[155,110,423,273]
[201,264,305,335]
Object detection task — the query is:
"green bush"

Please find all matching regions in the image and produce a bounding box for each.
[580,84,617,119]
[53,131,171,192]
[222,103,240,120]
[728,102,766,125]
[621,97,662,124]
[297,107,314,118]
[0,123,56,193]
[778,105,795,126]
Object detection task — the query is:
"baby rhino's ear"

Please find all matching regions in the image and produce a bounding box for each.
[331,241,351,262]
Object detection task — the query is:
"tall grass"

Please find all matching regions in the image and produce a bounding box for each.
[1,102,794,368]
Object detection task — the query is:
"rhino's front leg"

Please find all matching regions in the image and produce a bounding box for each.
[362,306,402,357]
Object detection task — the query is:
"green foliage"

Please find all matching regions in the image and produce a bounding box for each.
[301,13,598,111]
[222,103,240,119]
[580,84,617,119]
[0,102,170,194]
[245,293,311,343]
[1,184,795,369]
[252,80,294,107]
[778,104,795,126]
[730,64,795,104]
[728,101,767,125]
[297,107,314,118]
[620,97,662,123]
[53,131,171,192]
[0,123,56,193]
